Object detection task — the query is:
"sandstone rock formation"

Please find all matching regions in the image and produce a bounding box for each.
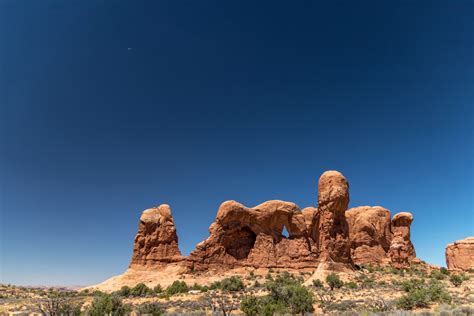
[126,170,417,273]
[389,212,416,268]
[316,171,352,264]
[346,206,392,265]
[130,204,183,268]
[187,200,317,271]
[446,237,474,271]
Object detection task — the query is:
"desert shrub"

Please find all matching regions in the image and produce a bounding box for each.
[430,270,446,280]
[117,285,131,297]
[88,294,131,316]
[209,280,221,290]
[130,283,153,297]
[220,276,245,292]
[312,279,324,288]
[153,284,162,294]
[450,274,463,287]
[440,267,449,275]
[396,279,451,310]
[346,281,357,289]
[240,295,261,316]
[165,280,188,295]
[189,283,208,292]
[136,302,164,316]
[356,275,376,289]
[241,285,312,316]
[400,278,425,292]
[326,273,343,290]
[241,272,312,314]
[37,295,82,316]
[325,300,357,312]
[253,280,262,288]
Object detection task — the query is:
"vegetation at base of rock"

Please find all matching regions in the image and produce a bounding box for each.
[130,283,154,297]
[87,294,131,316]
[165,280,188,295]
[346,281,357,289]
[241,272,314,315]
[449,274,463,287]
[326,273,343,290]
[395,279,451,310]
[312,279,323,288]
[210,276,244,292]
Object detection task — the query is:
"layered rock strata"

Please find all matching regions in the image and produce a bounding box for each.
[130,204,183,268]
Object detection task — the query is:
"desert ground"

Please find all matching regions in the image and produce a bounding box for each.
[1,264,473,315]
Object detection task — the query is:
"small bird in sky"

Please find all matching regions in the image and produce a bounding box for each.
[127,47,133,51]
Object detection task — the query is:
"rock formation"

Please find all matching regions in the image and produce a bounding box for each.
[130,204,183,268]
[316,171,352,264]
[389,212,416,268]
[446,237,474,271]
[187,200,317,271]
[127,170,418,273]
[346,206,392,265]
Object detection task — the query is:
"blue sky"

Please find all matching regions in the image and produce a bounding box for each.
[1,1,473,286]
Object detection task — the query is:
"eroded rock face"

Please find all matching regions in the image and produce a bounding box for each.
[446,237,474,271]
[130,205,183,268]
[346,206,392,265]
[128,170,418,272]
[316,171,352,264]
[188,200,317,271]
[389,212,416,268]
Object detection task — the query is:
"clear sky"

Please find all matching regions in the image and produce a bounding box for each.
[1,1,473,286]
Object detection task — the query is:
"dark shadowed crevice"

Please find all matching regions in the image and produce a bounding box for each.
[222,226,257,260]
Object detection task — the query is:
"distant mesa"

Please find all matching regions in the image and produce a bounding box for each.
[445,237,474,271]
[129,170,418,273]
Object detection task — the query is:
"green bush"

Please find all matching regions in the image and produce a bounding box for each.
[440,267,449,275]
[136,302,164,315]
[396,279,451,310]
[312,279,323,288]
[400,278,425,292]
[346,281,357,289]
[166,280,188,295]
[241,272,315,315]
[130,283,153,297]
[430,270,446,280]
[326,273,343,291]
[240,295,261,316]
[209,280,221,290]
[88,294,131,316]
[153,284,163,294]
[220,276,245,292]
[190,283,208,292]
[118,285,130,297]
[450,274,463,287]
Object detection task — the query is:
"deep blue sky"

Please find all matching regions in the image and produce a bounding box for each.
[1,1,473,286]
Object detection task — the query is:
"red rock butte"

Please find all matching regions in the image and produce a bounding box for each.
[129,170,418,272]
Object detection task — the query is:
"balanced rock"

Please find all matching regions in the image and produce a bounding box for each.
[389,212,416,268]
[346,206,392,265]
[188,200,316,271]
[130,204,183,268]
[446,237,474,271]
[316,171,352,264]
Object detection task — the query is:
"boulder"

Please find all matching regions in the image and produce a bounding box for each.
[346,206,392,265]
[130,204,183,268]
[389,212,416,268]
[446,237,474,271]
